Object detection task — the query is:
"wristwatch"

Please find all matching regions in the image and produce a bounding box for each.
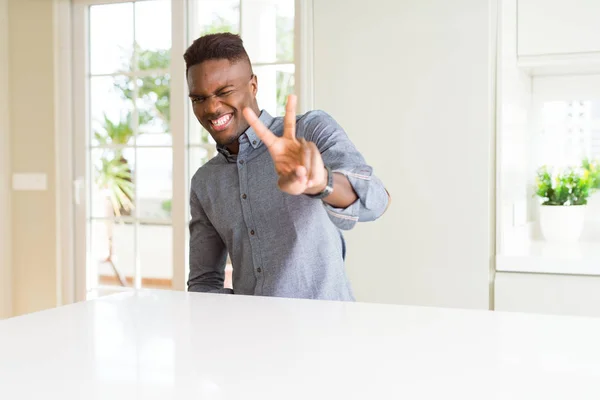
[306,165,334,199]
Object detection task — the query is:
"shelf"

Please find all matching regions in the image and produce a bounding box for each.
[496,240,600,276]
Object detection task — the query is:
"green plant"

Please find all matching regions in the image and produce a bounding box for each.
[94,45,172,218]
[582,158,600,191]
[115,44,171,130]
[94,113,136,217]
[535,165,592,206]
[94,113,134,146]
[95,151,134,216]
[161,199,172,215]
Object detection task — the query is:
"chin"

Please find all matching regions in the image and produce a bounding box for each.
[214,131,241,147]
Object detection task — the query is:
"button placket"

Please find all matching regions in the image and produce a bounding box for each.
[236,155,265,294]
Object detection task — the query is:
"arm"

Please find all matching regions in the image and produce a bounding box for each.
[302,111,390,230]
[188,188,232,294]
[242,95,390,231]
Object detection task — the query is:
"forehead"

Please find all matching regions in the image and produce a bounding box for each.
[187,59,249,94]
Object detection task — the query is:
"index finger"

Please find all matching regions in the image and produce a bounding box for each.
[283,94,297,141]
[243,107,278,148]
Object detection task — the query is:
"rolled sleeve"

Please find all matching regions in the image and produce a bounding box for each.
[299,111,389,230]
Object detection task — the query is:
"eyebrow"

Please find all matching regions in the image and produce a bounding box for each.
[189,83,235,98]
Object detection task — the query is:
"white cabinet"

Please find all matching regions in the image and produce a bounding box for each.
[495,272,600,318]
[517,0,600,56]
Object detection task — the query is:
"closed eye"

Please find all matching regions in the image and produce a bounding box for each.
[191,96,206,104]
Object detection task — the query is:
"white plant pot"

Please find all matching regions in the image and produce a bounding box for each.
[587,192,600,224]
[539,205,586,243]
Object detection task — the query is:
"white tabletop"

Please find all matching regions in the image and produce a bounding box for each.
[1,290,600,399]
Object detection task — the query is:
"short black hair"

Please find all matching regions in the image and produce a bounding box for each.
[183,32,251,75]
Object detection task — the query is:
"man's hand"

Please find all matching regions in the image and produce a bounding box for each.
[243,95,327,196]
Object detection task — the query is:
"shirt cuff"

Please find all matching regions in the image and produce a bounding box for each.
[323,199,361,230]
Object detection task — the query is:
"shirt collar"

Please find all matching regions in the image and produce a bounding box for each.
[244,109,274,149]
[216,109,273,159]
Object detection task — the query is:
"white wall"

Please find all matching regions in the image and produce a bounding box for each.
[7,0,59,316]
[313,0,496,309]
[0,0,12,319]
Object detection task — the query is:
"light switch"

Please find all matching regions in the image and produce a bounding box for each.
[12,173,48,191]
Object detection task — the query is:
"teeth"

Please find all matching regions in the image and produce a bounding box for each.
[212,114,231,127]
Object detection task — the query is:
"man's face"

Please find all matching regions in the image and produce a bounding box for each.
[187,59,257,147]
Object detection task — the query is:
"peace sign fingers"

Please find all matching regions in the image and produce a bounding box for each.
[283,94,297,141]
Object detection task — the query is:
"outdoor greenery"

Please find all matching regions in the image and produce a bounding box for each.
[94,44,171,217]
[94,9,295,218]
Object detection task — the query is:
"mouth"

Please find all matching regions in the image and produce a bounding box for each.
[209,113,234,132]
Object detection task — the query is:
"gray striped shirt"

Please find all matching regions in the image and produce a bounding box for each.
[188,110,388,301]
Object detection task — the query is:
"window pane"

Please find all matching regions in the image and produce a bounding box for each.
[591,101,600,159]
[275,0,294,61]
[91,148,136,220]
[135,0,171,53]
[91,76,135,146]
[140,223,173,289]
[136,132,172,147]
[91,219,135,288]
[137,73,171,137]
[242,0,294,63]
[540,101,593,167]
[188,0,240,40]
[90,3,134,74]
[188,146,212,179]
[137,148,172,220]
[254,63,295,116]
[188,116,215,145]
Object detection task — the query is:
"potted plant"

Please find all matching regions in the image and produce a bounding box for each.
[535,165,592,243]
[582,158,600,191]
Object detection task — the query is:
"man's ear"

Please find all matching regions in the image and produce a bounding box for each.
[250,74,258,96]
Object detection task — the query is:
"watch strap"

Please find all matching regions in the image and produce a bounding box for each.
[306,165,334,199]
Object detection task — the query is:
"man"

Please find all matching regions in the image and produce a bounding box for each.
[185,33,390,301]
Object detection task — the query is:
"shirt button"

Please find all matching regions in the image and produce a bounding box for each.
[242,194,247,199]
[239,160,244,165]
[250,230,255,235]
[252,140,257,145]
[256,267,262,273]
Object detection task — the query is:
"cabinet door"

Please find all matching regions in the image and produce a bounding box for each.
[495,272,600,317]
[518,0,600,56]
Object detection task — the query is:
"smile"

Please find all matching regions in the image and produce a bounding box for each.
[210,113,233,132]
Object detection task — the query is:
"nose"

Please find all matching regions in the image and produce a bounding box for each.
[204,95,221,116]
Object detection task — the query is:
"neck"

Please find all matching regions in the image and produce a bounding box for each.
[225,105,260,154]
[225,141,240,154]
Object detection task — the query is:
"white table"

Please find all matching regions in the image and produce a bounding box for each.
[1,290,600,399]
